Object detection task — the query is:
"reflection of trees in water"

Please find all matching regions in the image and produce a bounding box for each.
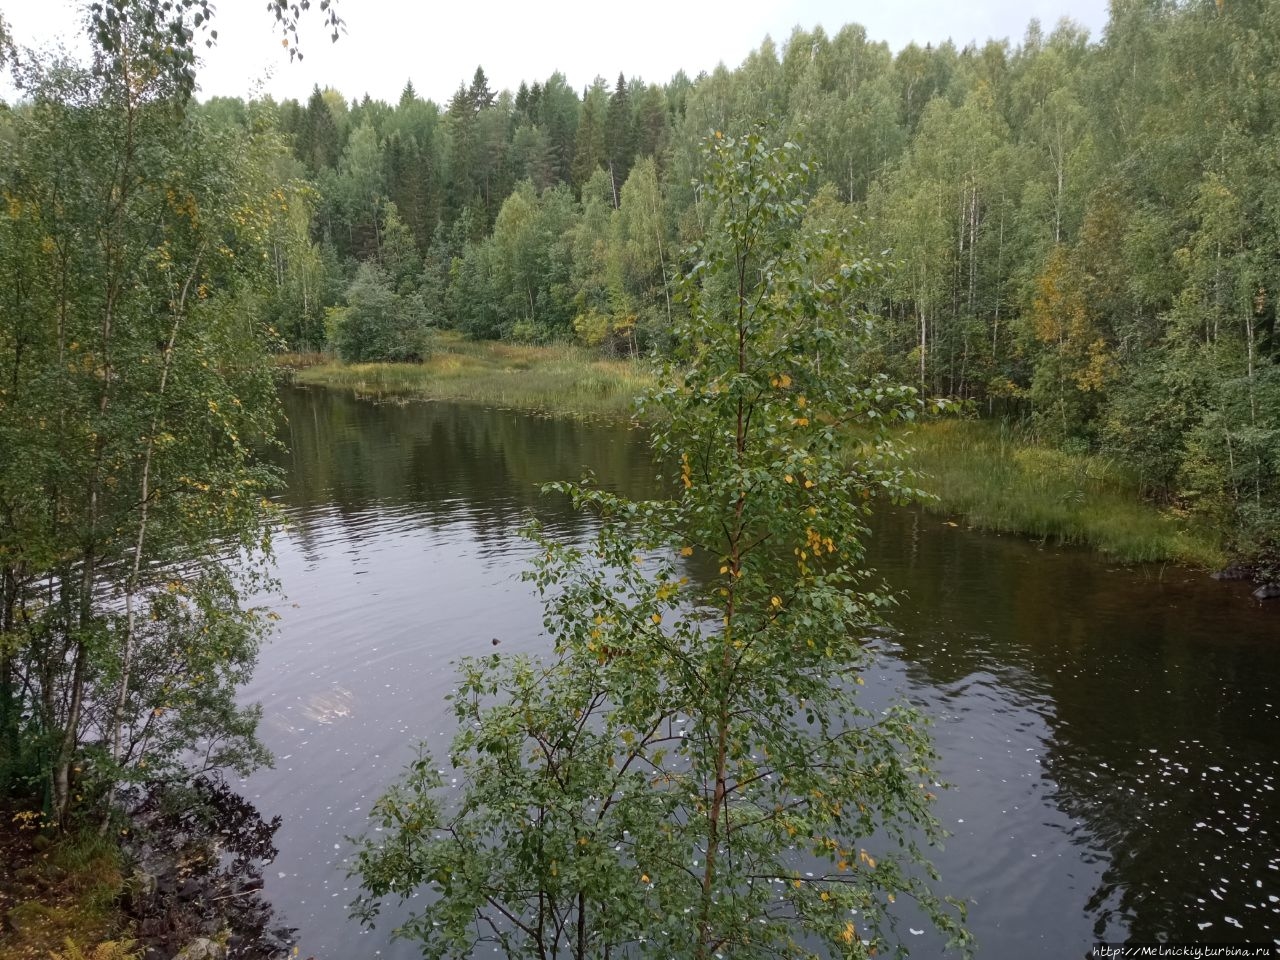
[272,386,657,551]
[128,775,294,958]
[867,507,1280,943]
[265,393,1280,944]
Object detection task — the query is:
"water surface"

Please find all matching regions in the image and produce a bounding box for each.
[242,385,1279,958]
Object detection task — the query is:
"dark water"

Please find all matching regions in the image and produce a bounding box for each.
[242,385,1279,958]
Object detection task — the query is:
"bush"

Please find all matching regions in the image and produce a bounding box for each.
[332,263,432,363]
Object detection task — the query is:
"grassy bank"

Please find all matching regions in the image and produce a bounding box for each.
[0,815,128,960]
[286,333,655,420]
[903,418,1224,566]
[286,342,1223,567]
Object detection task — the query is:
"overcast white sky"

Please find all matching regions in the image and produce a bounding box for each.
[2,0,1110,105]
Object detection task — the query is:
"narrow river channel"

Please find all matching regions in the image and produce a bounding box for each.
[241,384,1279,959]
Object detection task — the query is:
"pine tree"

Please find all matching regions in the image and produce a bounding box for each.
[469,65,496,112]
[573,78,608,195]
[605,72,636,206]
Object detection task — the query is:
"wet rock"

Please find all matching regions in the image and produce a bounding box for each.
[123,775,295,960]
[1212,564,1253,581]
[131,868,158,898]
[175,938,227,960]
[197,917,223,937]
[1253,582,1280,600]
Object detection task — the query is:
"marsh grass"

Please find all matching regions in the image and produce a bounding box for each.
[285,333,655,420]
[899,418,1224,566]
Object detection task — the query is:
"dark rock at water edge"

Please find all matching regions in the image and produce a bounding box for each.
[122,775,296,960]
[1253,582,1280,601]
[1212,564,1255,581]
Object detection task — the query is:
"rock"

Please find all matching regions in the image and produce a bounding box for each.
[1212,564,1253,581]
[175,937,227,960]
[155,872,178,896]
[197,917,223,936]
[1252,582,1280,601]
[130,868,158,898]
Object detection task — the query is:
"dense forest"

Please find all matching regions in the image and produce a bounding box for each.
[178,1,1280,575]
[0,2,1276,955]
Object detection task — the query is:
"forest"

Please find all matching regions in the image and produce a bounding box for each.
[187,1,1278,576]
[1,0,1278,956]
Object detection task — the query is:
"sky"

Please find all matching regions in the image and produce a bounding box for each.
[1,0,1111,105]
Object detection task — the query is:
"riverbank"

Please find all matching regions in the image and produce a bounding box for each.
[285,333,653,420]
[903,419,1223,567]
[0,815,126,960]
[282,341,1225,568]
[1,781,294,960]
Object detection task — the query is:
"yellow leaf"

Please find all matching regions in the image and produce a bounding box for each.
[651,613,662,624]
[681,546,693,557]
[640,873,650,883]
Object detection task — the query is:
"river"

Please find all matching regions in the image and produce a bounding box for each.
[240,384,1279,958]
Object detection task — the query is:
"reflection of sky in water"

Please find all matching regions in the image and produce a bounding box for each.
[241,388,1280,959]
[243,509,571,960]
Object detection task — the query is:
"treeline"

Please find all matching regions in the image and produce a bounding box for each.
[211,0,1277,571]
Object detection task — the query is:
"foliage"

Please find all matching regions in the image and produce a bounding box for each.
[354,133,970,959]
[127,3,1280,569]
[0,2,284,822]
[0,824,126,957]
[332,262,432,363]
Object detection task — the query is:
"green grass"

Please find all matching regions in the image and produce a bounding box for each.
[287,342,1224,566]
[899,418,1225,566]
[285,333,655,420]
[1,820,129,960]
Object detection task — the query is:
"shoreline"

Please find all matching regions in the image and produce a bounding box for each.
[280,339,1226,571]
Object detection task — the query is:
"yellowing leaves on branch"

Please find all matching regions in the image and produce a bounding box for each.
[355,128,971,960]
